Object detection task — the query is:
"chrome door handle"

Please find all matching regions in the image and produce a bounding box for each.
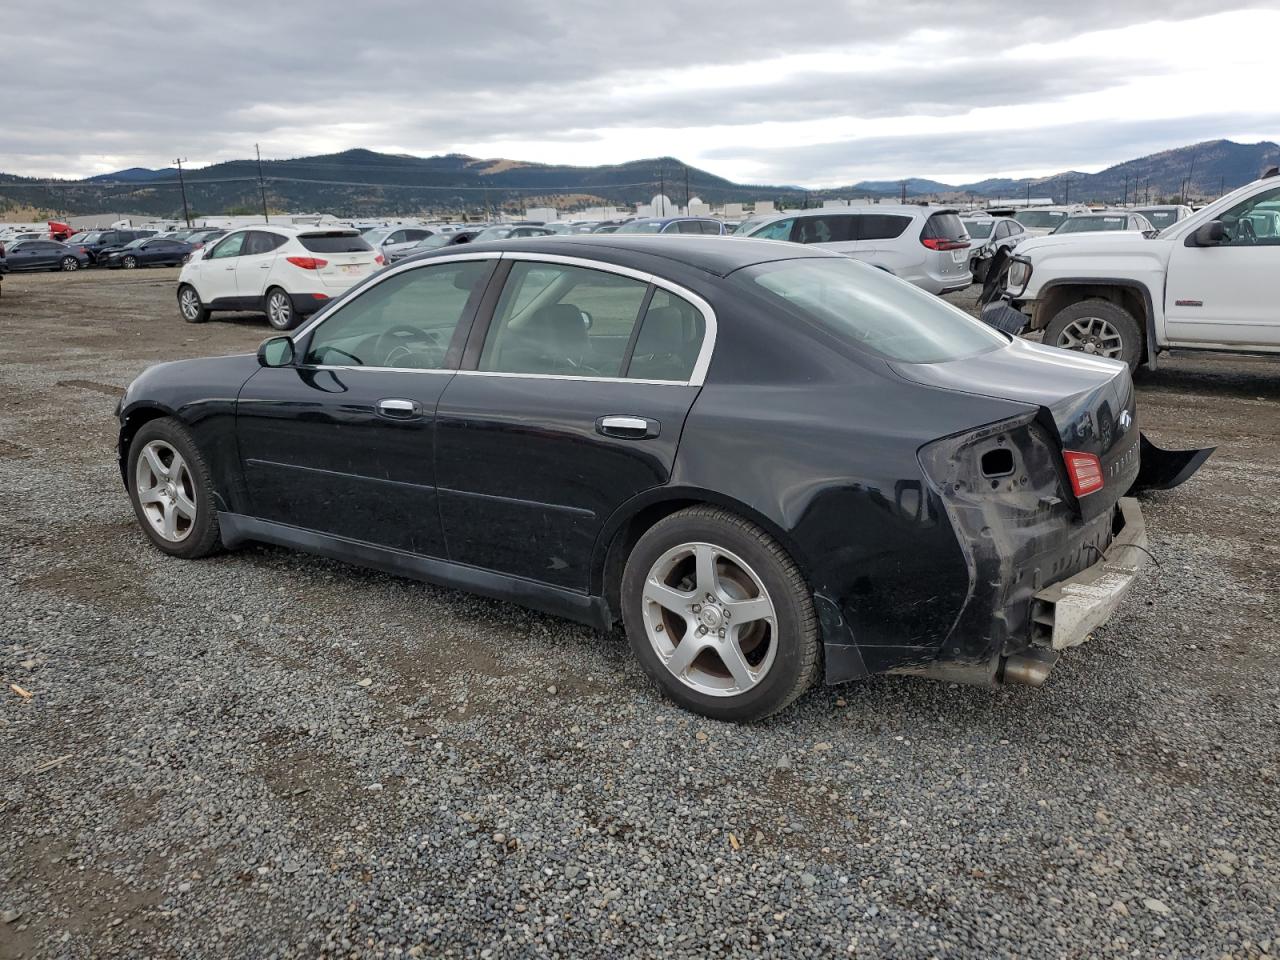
[597,415,659,439]
[377,398,422,419]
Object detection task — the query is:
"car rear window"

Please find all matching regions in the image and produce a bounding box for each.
[298,232,373,253]
[737,257,1006,364]
[921,212,967,241]
[962,221,994,239]
[1053,216,1128,234]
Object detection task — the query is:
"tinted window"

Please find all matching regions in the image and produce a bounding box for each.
[298,232,373,253]
[675,220,703,234]
[698,220,722,235]
[626,288,706,382]
[921,213,967,241]
[857,214,912,241]
[243,231,287,255]
[739,258,1005,364]
[793,215,854,244]
[749,218,795,241]
[964,221,995,239]
[209,233,246,259]
[480,262,649,377]
[304,260,491,368]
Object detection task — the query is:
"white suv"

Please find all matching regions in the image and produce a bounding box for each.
[177,226,383,330]
[733,206,972,294]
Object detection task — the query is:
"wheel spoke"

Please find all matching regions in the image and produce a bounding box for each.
[161,502,178,539]
[143,446,167,481]
[643,578,692,614]
[173,488,197,520]
[720,637,756,690]
[724,595,773,625]
[694,544,719,598]
[666,635,707,677]
[139,485,164,505]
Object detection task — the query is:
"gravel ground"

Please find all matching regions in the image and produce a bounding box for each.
[1,268,1277,959]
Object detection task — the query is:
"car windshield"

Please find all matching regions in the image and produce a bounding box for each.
[471,226,514,242]
[80,232,104,243]
[413,234,454,251]
[125,238,148,248]
[962,221,994,239]
[738,257,1006,364]
[1053,216,1130,234]
[66,232,92,243]
[1137,209,1180,228]
[615,221,664,234]
[732,217,772,236]
[1014,211,1068,229]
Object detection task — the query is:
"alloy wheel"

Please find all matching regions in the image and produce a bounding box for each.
[123,256,137,269]
[134,440,197,542]
[179,289,200,321]
[1056,316,1124,359]
[268,292,292,329]
[61,257,78,271]
[641,541,778,697]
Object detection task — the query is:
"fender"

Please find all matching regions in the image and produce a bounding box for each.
[1036,276,1161,370]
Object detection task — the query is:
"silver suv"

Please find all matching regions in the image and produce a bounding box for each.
[733,206,972,294]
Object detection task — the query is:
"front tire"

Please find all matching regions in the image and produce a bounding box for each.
[265,287,299,331]
[621,506,820,721]
[122,255,138,269]
[178,284,210,323]
[1044,299,1143,372]
[126,418,222,559]
[60,256,79,272]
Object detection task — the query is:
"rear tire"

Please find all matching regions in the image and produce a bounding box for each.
[126,418,222,559]
[265,287,300,331]
[60,257,79,272]
[621,506,820,722]
[1044,298,1144,372]
[178,284,210,323]
[122,255,138,269]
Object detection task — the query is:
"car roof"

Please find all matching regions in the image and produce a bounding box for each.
[420,235,842,278]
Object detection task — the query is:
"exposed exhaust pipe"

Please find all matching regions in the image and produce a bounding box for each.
[999,649,1060,687]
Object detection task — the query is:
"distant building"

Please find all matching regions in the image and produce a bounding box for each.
[524,206,558,222]
[722,203,745,219]
[754,200,775,214]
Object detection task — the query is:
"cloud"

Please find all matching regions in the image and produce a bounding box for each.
[0,0,1270,181]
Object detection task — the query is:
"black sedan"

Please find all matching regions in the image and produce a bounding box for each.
[0,239,90,272]
[115,237,1209,720]
[99,236,195,269]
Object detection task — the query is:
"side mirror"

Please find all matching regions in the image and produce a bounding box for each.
[257,336,295,367]
[1186,220,1226,247]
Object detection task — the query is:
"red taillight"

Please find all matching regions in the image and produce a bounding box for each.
[374,254,385,265]
[311,293,329,300]
[1062,450,1104,497]
[921,237,969,251]
[286,256,328,270]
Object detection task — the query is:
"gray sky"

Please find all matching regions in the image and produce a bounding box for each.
[5,1,1277,186]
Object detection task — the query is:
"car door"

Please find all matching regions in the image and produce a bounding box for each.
[234,230,287,302]
[196,231,248,305]
[233,254,499,554]
[1165,184,1280,347]
[434,255,712,591]
[7,242,44,269]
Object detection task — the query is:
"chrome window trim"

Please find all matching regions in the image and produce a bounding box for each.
[289,249,717,387]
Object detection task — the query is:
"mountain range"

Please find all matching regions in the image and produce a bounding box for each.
[1,139,1276,219]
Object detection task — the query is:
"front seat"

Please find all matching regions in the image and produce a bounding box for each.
[499,303,591,374]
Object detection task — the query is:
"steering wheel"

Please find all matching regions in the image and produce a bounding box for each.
[373,324,443,367]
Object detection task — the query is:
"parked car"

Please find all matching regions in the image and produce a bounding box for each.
[69,229,157,264]
[988,169,1280,372]
[960,215,1028,282]
[591,221,629,233]
[0,239,89,272]
[184,229,228,252]
[386,230,483,263]
[1012,206,1091,237]
[117,235,1208,720]
[469,224,560,243]
[176,225,383,330]
[734,206,972,295]
[361,225,439,261]
[1051,211,1155,235]
[1133,205,1194,230]
[99,236,195,269]
[615,217,727,235]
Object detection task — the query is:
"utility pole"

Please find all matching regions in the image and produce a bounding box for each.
[255,144,269,223]
[659,163,666,215]
[1063,176,1070,206]
[684,165,690,214]
[1123,175,1129,207]
[174,157,191,227]
[1025,181,1030,206]
[900,180,907,204]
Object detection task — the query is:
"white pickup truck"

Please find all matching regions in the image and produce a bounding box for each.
[989,170,1280,371]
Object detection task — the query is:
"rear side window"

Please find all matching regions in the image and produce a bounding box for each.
[920,213,967,242]
[739,257,1005,364]
[793,215,854,244]
[675,220,703,234]
[243,231,287,255]
[626,289,706,382]
[857,214,912,240]
[299,232,373,253]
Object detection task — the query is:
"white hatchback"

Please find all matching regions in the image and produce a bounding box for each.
[176,226,383,330]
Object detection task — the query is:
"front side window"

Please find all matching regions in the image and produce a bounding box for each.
[738,257,1006,364]
[479,262,649,377]
[304,259,492,369]
[209,233,246,259]
[1217,185,1280,244]
[749,218,795,241]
